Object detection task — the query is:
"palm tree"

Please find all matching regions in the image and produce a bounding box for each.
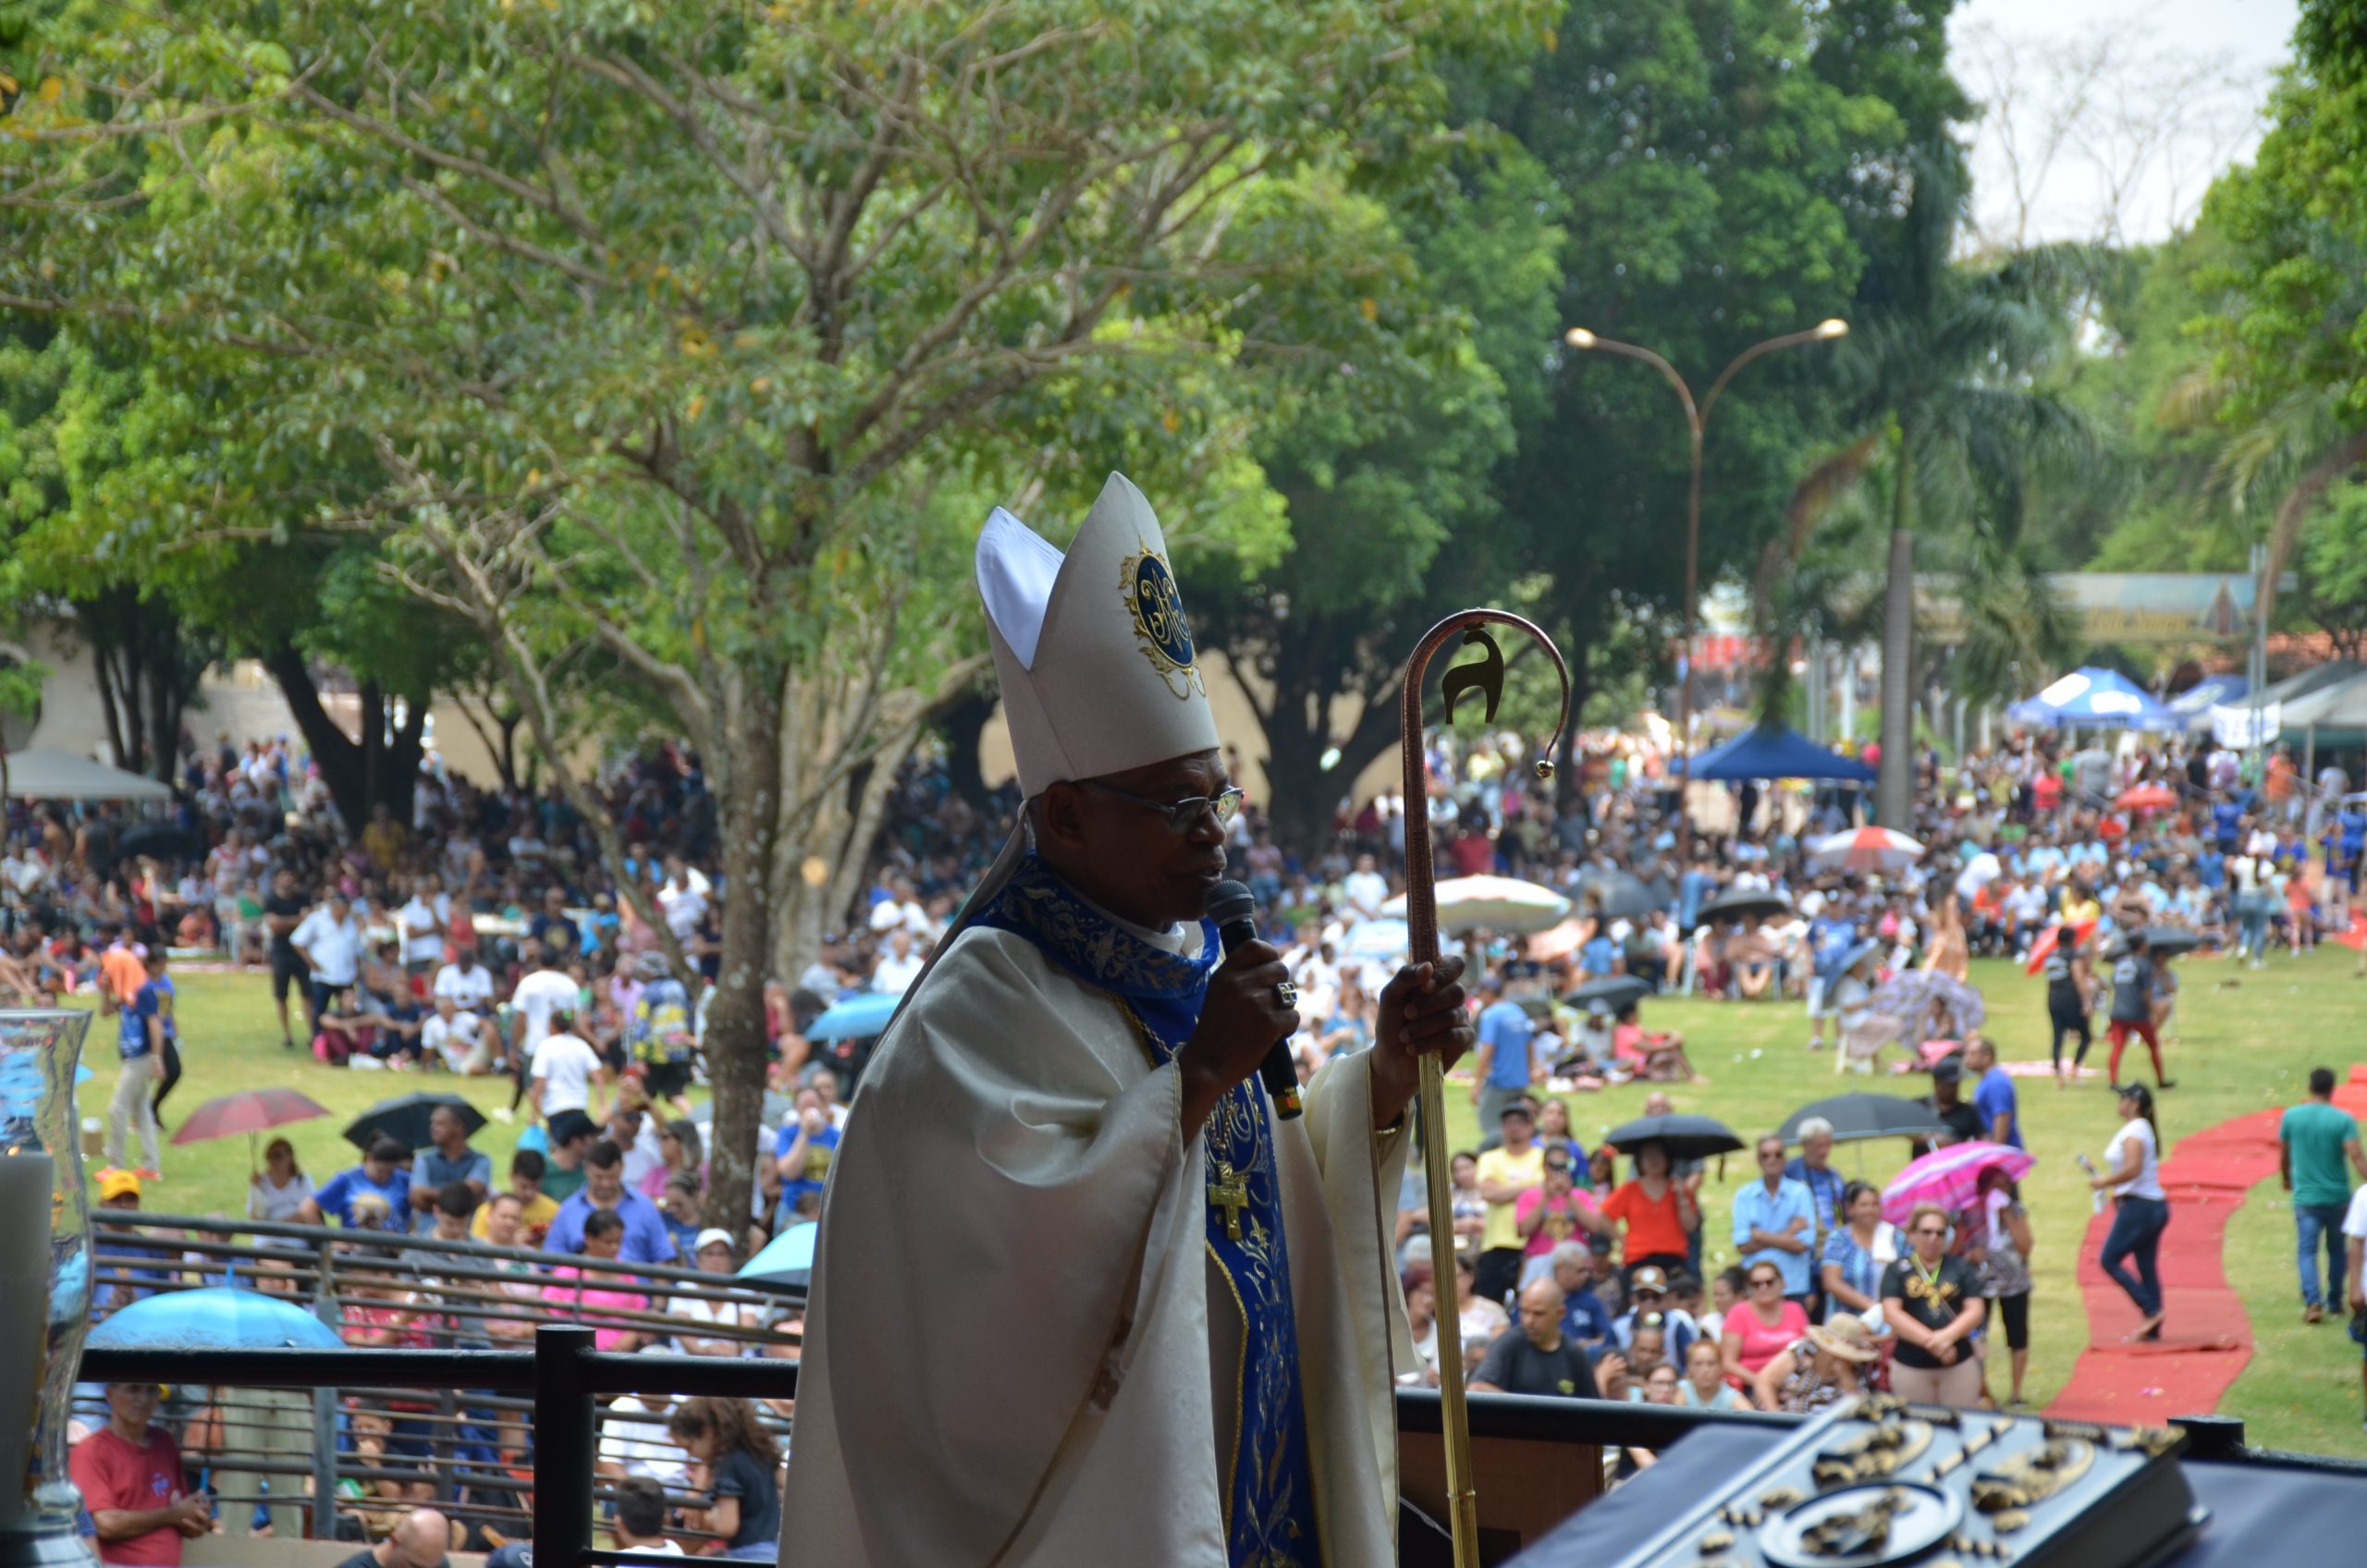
[2157,371,2367,631]
[1834,145,2096,823]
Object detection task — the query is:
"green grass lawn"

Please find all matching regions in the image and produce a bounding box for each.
[59,948,2367,1453]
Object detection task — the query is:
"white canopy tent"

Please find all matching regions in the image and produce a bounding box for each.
[2210,660,2362,749]
[2264,668,2367,791]
[2274,668,2367,730]
[1,746,173,802]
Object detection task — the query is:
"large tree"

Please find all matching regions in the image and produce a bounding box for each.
[4,0,1554,1225]
[1180,141,1564,852]
[1487,0,1920,772]
[0,322,227,780]
[2181,0,2367,633]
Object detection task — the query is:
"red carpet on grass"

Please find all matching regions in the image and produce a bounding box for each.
[2045,1071,2367,1424]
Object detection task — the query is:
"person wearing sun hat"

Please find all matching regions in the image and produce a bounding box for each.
[784,475,1475,1566]
[1750,1312,1879,1414]
[92,1169,176,1318]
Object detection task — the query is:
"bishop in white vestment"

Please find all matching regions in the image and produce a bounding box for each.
[780,474,1472,1566]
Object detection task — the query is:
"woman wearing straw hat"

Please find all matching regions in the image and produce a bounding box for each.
[1750,1315,1880,1414]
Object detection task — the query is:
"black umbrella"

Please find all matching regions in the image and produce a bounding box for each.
[344,1092,487,1151]
[1775,1093,1948,1145]
[1563,975,1652,1012]
[2140,926,2205,957]
[1701,888,1793,923]
[1601,1112,1744,1162]
[1572,870,1662,920]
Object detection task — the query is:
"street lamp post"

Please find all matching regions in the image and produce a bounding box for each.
[1562,319,1848,854]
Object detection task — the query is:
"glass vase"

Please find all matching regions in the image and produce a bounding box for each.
[0,1009,98,1565]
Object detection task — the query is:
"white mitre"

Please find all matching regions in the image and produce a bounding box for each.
[976,472,1220,798]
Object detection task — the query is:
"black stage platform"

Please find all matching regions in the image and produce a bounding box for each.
[1508,1424,2367,1568]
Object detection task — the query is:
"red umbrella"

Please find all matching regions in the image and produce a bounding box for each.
[170,1088,333,1146]
[2116,783,2177,812]
[2024,917,2100,975]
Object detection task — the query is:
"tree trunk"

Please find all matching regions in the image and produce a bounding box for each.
[92,641,129,771]
[259,645,424,829]
[931,684,995,811]
[261,645,371,827]
[1876,443,1917,827]
[1555,637,1593,818]
[700,677,786,1235]
[1238,619,1404,863]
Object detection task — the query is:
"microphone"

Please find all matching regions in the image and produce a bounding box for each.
[1205,878,1304,1121]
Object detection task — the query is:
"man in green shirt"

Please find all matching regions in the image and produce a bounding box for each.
[2279,1067,2367,1321]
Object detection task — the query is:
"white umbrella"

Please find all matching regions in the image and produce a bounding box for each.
[1340,918,1411,963]
[1382,875,1571,935]
[1806,827,1925,876]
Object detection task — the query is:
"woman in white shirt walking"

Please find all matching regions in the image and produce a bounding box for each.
[2089,1083,2169,1341]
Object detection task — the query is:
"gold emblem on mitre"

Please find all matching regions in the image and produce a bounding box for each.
[1119,543,1205,701]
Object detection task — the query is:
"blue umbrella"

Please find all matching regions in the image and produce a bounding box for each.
[806,993,901,1042]
[88,1285,344,1350]
[740,1221,817,1286]
[742,1231,818,1288]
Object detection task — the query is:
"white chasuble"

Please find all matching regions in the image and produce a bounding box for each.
[780,923,1414,1565]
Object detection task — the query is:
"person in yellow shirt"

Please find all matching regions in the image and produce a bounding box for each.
[472,1148,559,1247]
[1473,1100,1546,1310]
[361,802,410,875]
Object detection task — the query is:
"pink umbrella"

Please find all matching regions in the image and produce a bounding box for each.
[1880,1141,2035,1225]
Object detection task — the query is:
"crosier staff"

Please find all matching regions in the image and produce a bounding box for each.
[1398,609,1569,1568]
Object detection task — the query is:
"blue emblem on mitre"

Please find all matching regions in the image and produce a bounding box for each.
[1122,546,1203,698]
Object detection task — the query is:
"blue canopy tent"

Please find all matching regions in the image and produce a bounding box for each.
[2167,674,2247,731]
[2007,668,2173,730]
[1687,726,1876,782]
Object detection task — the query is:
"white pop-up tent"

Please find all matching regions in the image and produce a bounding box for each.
[1,746,173,802]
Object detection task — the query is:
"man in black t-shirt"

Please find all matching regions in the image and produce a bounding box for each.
[262,866,312,1051]
[1912,1057,1984,1157]
[1470,1279,1604,1400]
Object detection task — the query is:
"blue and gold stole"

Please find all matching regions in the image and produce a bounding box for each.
[973,857,1320,1567]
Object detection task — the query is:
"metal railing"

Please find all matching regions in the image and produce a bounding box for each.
[85,1213,802,1554]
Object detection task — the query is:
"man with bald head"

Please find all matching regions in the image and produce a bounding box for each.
[1470,1278,1603,1399]
[333,1506,448,1568]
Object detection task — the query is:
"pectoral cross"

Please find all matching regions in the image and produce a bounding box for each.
[1208,1160,1249,1242]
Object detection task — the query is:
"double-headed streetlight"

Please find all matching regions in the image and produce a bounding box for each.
[1562,318,1849,853]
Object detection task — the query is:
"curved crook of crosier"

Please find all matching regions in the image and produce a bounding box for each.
[1397,609,1571,966]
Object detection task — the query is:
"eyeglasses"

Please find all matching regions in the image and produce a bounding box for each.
[1749,1277,1782,1290]
[1074,779,1245,833]
[1758,1151,1786,1162]
[1912,1226,1948,1238]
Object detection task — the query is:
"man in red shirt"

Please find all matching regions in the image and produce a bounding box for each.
[68,1382,210,1564]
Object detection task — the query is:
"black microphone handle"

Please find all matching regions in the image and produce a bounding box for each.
[1214,913,1305,1121]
